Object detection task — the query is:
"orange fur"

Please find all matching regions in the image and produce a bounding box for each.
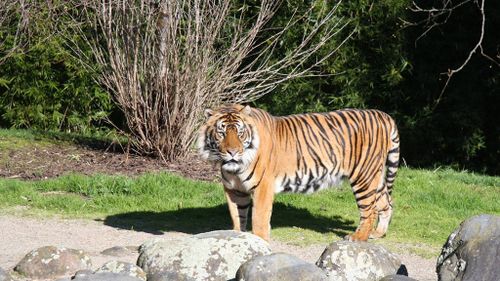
[198,104,400,241]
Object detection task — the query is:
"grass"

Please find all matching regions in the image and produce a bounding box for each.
[0,128,55,150]
[0,172,228,232]
[0,129,499,258]
[0,128,126,151]
[1,168,498,258]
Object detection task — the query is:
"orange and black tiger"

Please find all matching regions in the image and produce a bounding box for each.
[198,104,400,241]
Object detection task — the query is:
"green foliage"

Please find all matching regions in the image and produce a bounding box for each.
[255,0,499,175]
[0,40,112,132]
[256,0,410,114]
[0,2,113,133]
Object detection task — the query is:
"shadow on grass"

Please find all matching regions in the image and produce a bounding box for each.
[102,202,356,237]
[29,129,128,153]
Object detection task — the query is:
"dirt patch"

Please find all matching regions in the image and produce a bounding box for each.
[0,140,218,181]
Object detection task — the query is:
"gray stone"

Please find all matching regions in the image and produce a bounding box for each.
[96,261,146,281]
[55,269,91,281]
[126,245,140,252]
[137,230,271,281]
[436,214,500,281]
[100,246,133,257]
[236,252,328,281]
[71,272,143,281]
[14,246,92,280]
[380,275,418,281]
[74,269,94,278]
[316,241,404,281]
[0,268,12,281]
[147,271,197,281]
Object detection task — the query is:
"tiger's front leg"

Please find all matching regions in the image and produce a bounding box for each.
[224,187,251,231]
[251,180,275,241]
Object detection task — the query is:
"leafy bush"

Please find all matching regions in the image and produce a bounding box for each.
[256,0,499,175]
[0,2,113,133]
[256,0,410,114]
[0,39,112,132]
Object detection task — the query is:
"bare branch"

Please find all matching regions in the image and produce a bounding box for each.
[435,0,499,106]
[0,0,64,65]
[0,0,28,64]
[64,0,350,160]
[410,0,499,109]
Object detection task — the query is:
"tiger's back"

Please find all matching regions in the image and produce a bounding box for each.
[270,109,399,194]
[199,105,400,241]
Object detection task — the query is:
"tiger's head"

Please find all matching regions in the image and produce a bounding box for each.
[198,104,259,173]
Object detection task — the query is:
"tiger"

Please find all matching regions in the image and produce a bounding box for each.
[198,104,400,241]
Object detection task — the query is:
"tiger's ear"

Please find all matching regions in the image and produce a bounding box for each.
[240,105,251,115]
[204,109,214,118]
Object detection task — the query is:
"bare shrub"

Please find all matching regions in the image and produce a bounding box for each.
[0,0,31,64]
[65,0,351,160]
[409,0,500,105]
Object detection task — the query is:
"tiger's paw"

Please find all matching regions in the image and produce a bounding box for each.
[343,231,369,242]
[368,230,386,239]
[252,230,271,242]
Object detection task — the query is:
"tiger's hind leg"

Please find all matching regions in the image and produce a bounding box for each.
[370,188,393,239]
[371,134,399,239]
[345,168,384,241]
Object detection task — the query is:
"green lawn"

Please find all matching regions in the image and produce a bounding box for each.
[0,129,499,258]
[0,168,498,256]
[0,128,125,151]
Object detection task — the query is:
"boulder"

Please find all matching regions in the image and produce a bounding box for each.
[71,272,144,281]
[137,230,271,281]
[126,245,140,252]
[100,246,134,257]
[316,241,405,281]
[0,267,12,281]
[380,275,418,281]
[73,269,94,278]
[60,267,145,281]
[236,252,328,281]
[14,246,92,280]
[96,261,147,281]
[54,269,93,281]
[436,214,500,281]
[146,271,197,281]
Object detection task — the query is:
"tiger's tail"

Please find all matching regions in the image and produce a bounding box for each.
[385,125,400,197]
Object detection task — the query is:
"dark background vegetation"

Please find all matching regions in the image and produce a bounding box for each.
[1,0,498,175]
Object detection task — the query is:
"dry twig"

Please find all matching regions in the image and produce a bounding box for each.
[64,0,351,160]
[410,0,500,108]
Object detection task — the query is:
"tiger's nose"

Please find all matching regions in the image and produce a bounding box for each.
[227,149,238,156]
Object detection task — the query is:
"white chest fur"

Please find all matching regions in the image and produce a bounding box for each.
[221,171,254,194]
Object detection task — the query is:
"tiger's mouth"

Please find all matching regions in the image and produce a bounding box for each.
[221,159,243,173]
